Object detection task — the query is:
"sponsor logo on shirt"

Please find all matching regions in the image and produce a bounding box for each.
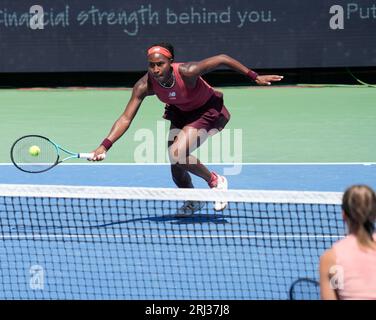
[168,92,177,99]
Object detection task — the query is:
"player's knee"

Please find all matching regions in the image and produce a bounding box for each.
[168,148,177,164]
[168,147,187,165]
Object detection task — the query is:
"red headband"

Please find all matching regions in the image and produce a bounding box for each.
[147,46,172,59]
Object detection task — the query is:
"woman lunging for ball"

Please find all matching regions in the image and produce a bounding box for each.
[90,43,283,216]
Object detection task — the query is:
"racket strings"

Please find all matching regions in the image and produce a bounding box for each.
[11,136,59,173]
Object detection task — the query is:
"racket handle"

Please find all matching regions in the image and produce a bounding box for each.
[78,153,94,159]
[78,153,106,160]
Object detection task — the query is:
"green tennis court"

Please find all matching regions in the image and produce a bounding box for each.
[1,85,375,164]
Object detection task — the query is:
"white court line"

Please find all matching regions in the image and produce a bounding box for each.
[0,234,344,240]
[0,162,375,166]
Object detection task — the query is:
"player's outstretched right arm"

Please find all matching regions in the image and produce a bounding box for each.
[90,74,152,161]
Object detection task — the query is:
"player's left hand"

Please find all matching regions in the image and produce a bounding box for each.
[255,75,283,86]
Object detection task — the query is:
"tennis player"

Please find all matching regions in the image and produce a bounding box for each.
[320,185,376,299]
[91,43,283,215]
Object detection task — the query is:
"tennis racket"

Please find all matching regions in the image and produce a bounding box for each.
[10,135,105,173]
[289,278,320,300]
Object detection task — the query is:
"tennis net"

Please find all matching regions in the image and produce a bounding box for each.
[0,184,344,300]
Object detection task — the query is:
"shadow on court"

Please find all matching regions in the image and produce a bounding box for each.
[11,213,233,232]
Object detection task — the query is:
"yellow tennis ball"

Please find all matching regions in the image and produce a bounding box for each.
[29,145,41,156]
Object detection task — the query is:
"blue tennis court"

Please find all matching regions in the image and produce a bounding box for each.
[1,163,375,190]
[0,164,375,299]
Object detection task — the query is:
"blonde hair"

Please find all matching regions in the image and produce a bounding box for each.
[342,185,376,247]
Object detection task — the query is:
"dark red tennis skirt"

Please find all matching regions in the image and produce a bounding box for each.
[162,91,231,132]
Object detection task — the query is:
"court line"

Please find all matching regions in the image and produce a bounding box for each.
[0,162,375,166]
